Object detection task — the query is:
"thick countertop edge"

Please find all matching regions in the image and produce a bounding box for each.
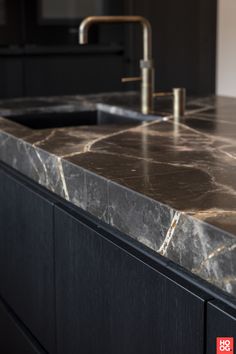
[0,127,235,300]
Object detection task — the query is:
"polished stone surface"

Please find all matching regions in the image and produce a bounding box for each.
[0,92,235,299]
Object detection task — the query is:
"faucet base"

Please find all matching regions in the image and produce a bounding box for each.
[140,60,155,115]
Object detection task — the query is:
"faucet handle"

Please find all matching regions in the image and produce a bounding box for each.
[121,76,142,83]
[153,92,172,97]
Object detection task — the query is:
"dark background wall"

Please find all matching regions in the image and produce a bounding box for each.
[0,0,217,99]
[124,0,217,95]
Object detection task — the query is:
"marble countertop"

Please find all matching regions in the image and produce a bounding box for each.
[0,92,235,301]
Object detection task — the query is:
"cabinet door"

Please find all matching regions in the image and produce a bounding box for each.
[0,167,55,353]
[0,299,45,354]
[55,206,207,354]
[207,300,236,354]
[0,56,24,98]
[128,0,216,95]
[24,53,123,97]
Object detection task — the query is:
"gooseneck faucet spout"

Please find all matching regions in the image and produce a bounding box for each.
[79,16,152,61]
[79,16,154,115]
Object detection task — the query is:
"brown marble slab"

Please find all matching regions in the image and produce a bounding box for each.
[0,92,235,300]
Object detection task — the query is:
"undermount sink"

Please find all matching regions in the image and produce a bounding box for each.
[4,110,141,129]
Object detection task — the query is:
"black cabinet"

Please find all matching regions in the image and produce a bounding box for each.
[24,50,123,97]
[0,54,24,98]
[127,0,216,95]
[55,205,208,354]
[207,300,236,354]
[0,167,55,353]
[0,299,45,354]
[0,46,124,99]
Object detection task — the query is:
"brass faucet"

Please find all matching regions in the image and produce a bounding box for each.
[79,16,154,115]
[79,16,185,117]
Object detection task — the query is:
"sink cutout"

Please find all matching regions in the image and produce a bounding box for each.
[4,110,140,129]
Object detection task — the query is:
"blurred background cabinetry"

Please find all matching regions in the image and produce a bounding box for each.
[0,0,217,99]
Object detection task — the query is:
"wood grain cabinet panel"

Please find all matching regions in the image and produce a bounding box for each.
[0,299,46,354]
[206,300,236,354]
[55,205,208,354]
[0,167,55,353]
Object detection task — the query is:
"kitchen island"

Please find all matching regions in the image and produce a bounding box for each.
[0,92,235,354]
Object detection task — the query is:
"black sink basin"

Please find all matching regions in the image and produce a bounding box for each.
[4,110,140,129]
